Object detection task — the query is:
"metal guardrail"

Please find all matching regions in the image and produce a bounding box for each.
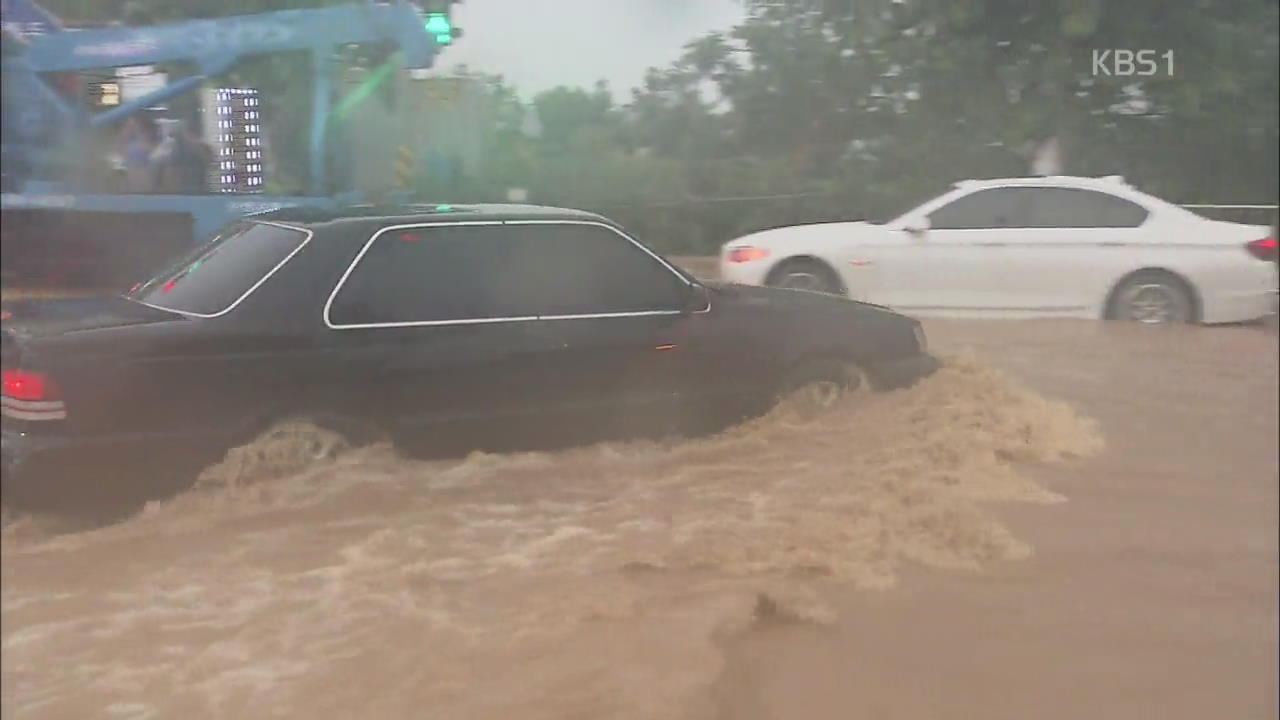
[612,195,1277,221]
[1179,204,1278,226]
[1179,204,1279,210]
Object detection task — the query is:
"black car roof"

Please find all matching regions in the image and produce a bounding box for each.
[249,203,612,228]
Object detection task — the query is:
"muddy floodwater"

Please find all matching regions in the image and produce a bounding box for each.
[2,314,1276,719]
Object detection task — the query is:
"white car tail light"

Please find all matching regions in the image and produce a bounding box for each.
[1,368,67,421]
[1245,236,1277,262]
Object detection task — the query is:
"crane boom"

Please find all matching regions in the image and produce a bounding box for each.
[9,1,443,194]
[25,3,437,73]
[2,1,461,295]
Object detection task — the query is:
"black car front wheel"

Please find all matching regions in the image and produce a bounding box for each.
[778,358,867,418]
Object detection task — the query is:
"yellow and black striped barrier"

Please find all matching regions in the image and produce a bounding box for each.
[394,145,415,189]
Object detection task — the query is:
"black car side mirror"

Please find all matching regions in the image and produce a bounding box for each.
[681,282,710,314]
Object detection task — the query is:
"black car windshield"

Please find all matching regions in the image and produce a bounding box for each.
[126,222,309,316]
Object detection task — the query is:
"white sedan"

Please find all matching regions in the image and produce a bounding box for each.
[720,176,1277,324]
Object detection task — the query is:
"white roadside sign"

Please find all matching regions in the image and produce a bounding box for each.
[116,65,167,105]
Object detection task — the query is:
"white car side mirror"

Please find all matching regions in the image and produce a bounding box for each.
[902,215,931,235]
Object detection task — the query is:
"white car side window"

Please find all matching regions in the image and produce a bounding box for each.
[1023,188,1149,228]
[928,188,1032,230]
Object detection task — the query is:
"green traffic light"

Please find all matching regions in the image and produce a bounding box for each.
[424,12,452,44]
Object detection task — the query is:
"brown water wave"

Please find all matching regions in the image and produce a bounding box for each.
[1,352,1101,720]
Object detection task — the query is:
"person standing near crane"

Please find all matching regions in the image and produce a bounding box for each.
[118,114,159,193]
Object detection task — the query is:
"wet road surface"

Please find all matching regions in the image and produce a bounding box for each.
[2,304,1276,718]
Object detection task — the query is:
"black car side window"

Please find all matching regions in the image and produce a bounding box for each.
[504,224,687,316]
[928,188,1033,229]
[326,222,687,327]
[327,224,528,326]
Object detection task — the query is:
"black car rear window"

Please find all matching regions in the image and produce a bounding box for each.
[128,222,309,316]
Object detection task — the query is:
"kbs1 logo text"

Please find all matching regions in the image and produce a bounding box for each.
[1091,50,1174,77]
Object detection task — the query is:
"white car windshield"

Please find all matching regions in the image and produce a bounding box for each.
[871,185,953,225]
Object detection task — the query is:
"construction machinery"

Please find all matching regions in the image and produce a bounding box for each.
[1,0,459,295]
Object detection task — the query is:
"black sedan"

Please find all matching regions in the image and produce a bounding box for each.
[2,204,937,498]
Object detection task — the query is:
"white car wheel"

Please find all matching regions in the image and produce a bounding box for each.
[767,259,843,295]
[1111,273,1194,325]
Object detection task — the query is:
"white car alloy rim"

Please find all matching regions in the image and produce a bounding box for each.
[781,271,824,291]
[1125,283,1180,324]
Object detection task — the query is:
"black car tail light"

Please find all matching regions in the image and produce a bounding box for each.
[1,368,67,421]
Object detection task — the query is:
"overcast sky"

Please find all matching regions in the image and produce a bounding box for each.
[437,0,745,98]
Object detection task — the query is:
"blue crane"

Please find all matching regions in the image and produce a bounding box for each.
[1,0,458,292]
